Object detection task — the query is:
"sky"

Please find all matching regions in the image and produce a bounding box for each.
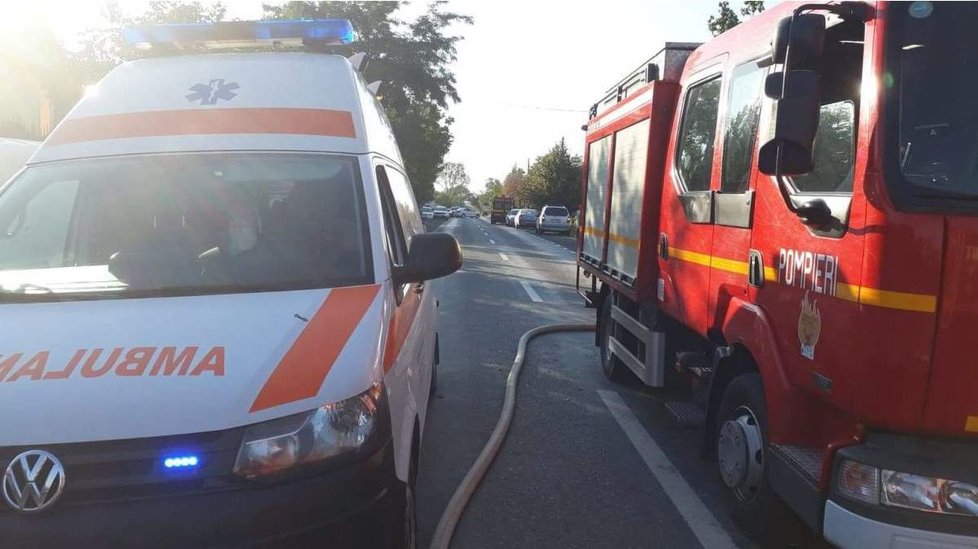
[11,0,736,192]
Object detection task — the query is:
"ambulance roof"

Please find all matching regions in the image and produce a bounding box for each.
[32,53,402,165]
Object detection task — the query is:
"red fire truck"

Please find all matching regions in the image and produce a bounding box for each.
[578,1,978,546]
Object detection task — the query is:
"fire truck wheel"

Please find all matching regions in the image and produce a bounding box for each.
[598,296,632,383]
[716,373,788,543]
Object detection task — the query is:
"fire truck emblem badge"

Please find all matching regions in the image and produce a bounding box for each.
[798,292,821,360]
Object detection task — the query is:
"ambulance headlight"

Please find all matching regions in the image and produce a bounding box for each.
[233,383,386,479]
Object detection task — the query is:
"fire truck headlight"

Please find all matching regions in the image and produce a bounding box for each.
[870,470,978,517]
[881,470,940,512]
[837,459,880,504]
[233,383,386,479]
[945,482,978,516]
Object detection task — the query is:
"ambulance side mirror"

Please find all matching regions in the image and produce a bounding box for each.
[758,70,820,176]
[396,233,462,284]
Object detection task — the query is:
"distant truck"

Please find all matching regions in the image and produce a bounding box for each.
[490,196,514,224]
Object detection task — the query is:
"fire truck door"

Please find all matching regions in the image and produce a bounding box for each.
[658,68,723,335]
[708,59,766,331]
[747,30,867,410]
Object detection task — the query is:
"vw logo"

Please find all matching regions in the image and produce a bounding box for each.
[2,450,66,513]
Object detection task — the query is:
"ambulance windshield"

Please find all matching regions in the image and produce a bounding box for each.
[0,153,372,300]
[891,2,978,201]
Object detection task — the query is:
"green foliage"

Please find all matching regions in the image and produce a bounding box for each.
[476,177,502,211]
[262,2,472,203]
[708,0,764,36]
[433,162,473,206]
[519,139,582,210]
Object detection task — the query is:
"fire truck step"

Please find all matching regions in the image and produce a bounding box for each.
[771,444,822,482]
[663,401,706,428]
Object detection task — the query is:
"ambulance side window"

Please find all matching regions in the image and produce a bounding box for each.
[384,167,423,250]
[376,166,407,267]
[676,77,723,192]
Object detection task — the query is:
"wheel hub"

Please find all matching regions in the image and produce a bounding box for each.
[717,408,764,500]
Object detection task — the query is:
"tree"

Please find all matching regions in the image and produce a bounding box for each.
[707,1,764,36]
[434,162,472,206]
[476,177,502,211]
[262,2,472,203]
[501,166,526,202]
[521,139,582,209]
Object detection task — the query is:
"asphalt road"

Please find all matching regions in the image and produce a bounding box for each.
[415,216,793,548]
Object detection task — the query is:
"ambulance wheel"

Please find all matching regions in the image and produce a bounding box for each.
[716,373,789,543]
[598,296,632,383]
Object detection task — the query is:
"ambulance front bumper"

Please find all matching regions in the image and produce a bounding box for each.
[2,441,402,548]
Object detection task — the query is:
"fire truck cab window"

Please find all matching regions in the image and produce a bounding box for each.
[677,77,722,192]
[892,2,978,200]
[787,18,862,195]
[722,61,765,193]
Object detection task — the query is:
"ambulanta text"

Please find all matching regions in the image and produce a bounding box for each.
[0,346,225,383]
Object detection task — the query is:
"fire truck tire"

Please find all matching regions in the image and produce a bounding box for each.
[716,373,790,544]
[598,296,633,383]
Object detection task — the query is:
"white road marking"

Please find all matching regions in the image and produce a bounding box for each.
[498,252,510,261]
[597,390,738,549]
[489,239,496,244]
[519,281,543,303]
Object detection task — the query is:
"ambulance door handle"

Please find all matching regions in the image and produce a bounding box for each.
[659,233,669,260]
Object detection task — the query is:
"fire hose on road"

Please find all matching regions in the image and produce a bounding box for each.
[429,323,595,549]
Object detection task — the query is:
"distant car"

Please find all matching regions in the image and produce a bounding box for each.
[536,205,572,236]
[433,207,449,219]
[514,208,538,229]
[457,207,478,218]
[421,206,434,221]
[505,208,519,226]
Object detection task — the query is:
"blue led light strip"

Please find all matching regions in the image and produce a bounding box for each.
[122,19,356,48]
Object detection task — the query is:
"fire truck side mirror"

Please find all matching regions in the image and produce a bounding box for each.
[772,14,826,68]
[758,70,820,176]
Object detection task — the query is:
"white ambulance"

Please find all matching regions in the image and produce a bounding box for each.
[0,20,460,547]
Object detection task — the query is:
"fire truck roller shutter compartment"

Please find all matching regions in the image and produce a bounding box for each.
[584,136,611,264]
[607,119,650,284]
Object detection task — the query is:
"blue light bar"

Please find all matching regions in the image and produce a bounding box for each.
[122,19,356,50]
[163,455,200,469]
